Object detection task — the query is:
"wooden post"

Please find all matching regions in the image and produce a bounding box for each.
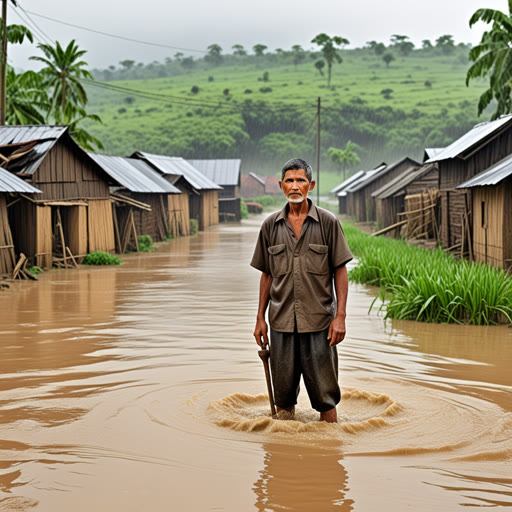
[56,208,68,268]
[0,0,7,126]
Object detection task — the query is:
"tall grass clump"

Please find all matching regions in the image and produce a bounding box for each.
[342,223,512,325]
[137,234,154,252]
[82,251,122,266]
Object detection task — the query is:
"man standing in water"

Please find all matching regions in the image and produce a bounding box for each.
[251,158,352,423]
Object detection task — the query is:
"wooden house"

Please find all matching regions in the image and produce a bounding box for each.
[0,126,116,269]
[425,114,512,252]
[133,152,221,231]
[331,171,365,214]
[241,173,265,198]
[0,167,41,276]
[457,154,512,269]
[189,159,242,221]
[345,163,386,220]
[89,154,183,251]
[348,158,420,222]
[372,163,439,233]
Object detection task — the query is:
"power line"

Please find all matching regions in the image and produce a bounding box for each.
[22,7,208,54]
[9,3,54,45]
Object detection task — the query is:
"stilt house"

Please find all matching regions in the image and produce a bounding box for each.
[0,126,116,269]
[457,155,512,269]
[88,154,182,251]
[189,159,241,221]
[425,114,512,252]
[133,152,221,231]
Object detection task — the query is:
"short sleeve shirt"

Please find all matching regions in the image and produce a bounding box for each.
[250,200,353,333]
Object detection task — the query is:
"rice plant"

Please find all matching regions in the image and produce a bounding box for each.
[342,223,512,325]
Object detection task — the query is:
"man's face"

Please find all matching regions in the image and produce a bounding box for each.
[279,168,316,204]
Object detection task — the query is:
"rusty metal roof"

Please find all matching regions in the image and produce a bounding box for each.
[0,125,68,175]
[188,159,241,186]
[457,153,512,188]
[88,153,180,194]
[0,167,42,193]
[426,114,512,163]
[133,152,221,191]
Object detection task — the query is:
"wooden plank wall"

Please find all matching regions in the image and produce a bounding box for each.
[504,179,512,270]
[88,199,115,252]
[36,206,52,268]
[0,195,16,275]
[472,186,505,268]
[66,205,88,257]
[168,193,190,236]
[32,140,109,201]
[201,190,219,229]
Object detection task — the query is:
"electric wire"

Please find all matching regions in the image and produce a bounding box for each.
[9,3,54,45]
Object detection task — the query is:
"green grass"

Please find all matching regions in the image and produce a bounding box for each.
[343,224,512,325]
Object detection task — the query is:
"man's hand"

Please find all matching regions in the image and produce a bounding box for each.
[327,315,346,347]
[254,317,269,348]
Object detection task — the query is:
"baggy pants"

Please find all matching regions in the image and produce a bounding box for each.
[269,326,341,413]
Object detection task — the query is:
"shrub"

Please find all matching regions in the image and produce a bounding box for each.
[424,80,432,88]
[82,251,122,265]
[191,85,200,94]
[223,88,230,96]
[244,89,253,94]
[208,76,214,82]
[28,266,44,275]
[190,218,199,235]
[241,201,248,219]
[137,234,154,252]
[118,108,127,114]
[259,87,273,93]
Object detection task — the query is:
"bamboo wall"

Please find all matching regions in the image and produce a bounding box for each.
[66,206,88,257]
[32,140,109,201]
[168,193,190,236]
[504,179,512,270]
[472,185,506,268]
[376,195,405,231]
[88,199,115,253]
[0,195,16,275]
[201,190,219,230]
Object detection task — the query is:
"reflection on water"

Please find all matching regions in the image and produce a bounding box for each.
[0,216,511,511]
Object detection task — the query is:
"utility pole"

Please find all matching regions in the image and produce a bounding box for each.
[0,0,8,125]
[316,96,321,204]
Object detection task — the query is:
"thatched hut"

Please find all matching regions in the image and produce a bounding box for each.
[0,126,116,268]
[189,159,241,221]
[425,113,512,252]
[133,152,221,231]
[457,154,512,269]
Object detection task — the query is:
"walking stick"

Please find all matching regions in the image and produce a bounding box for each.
[258,347,277,417]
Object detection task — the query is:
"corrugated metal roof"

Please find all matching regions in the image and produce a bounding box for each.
[423,148,444,162]
[88,153,181,194]
[248,172,266,186]
[0,167,42,193]
[188,159,241,186]
[348,162,392,193]
[426,114,512,163]
[331,170,365,194]
[337,169,380,197]
[134,152,222,190]
[0,125,68,175]
[457,153,512,188]
[373,163,437,199]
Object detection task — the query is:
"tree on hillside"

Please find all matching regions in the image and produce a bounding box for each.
[366,41,386,56]
[181,56,195,69]
[436,35,455,55]
[382,52,395,68]
[422,39,433,50]
[311,33,349,87]
[232,44,247,56]
[119,59,135,70]
[30,40,93,119]
[314,59,325,76]
[466,3,512,119]
[206,44,223,65]
[328,142,361,178]
[253,44,267,56]
[291,44,306,66]
[390,34,414,56]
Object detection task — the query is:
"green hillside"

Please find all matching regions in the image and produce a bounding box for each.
[85,47,489,177]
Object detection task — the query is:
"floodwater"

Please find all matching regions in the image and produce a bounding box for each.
[0,215,511,511]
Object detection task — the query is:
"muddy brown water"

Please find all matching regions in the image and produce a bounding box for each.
[0,215,511,511]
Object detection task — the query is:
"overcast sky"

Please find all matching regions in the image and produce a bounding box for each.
[7,0,508,70]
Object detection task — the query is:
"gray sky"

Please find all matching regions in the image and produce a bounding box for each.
[7,0,508,70]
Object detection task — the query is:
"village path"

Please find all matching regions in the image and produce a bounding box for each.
[0,214,511,511]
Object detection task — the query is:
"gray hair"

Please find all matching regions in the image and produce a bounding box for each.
[281,158,313,182]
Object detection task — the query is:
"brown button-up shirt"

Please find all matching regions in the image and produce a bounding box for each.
[251,200,353,333]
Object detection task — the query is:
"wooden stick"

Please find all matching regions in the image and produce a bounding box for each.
[12,253,26,280]
[56,208,68,269]
[66,247,79,268]
[258,348,277,417]
[372,220,407,237]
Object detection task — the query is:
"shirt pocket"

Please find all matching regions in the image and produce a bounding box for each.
[307,244,329,275]
[268,244,288,277]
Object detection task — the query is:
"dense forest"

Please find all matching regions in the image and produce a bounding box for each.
[82,36,487,174]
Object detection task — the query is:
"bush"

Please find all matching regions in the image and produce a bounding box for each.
[424,80,432,88]
[241,201,248,219]
[190,218,199,235]
[208,76,214,82]
[191,85,200,94]
[82,251,122,265]
[118,108,127,114]
[27,266,44,275]
[244,89,253,94]
[137,234,154,252]
[259,87,273,93]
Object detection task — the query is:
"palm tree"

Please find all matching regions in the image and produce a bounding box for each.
[466,3,512,119]
[328,142,361,178]
[5,67,47,124]
[29,40,93,119]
